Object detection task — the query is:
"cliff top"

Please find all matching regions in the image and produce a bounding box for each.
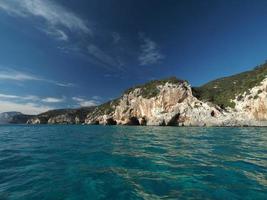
[124,77,186,98]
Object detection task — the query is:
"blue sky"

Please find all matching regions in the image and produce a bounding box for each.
[1,0,267,114]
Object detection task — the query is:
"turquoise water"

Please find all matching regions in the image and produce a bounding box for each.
[0,125,267,200]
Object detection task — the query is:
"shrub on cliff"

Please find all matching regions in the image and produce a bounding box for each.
[192,63,267,108]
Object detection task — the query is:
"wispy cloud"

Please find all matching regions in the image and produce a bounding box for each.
[0,93,64,114]
[0,93,39,101]
[0,93,99,114]
[0,92,56,114]
[0,93,65,103]
[72,97,99,107]
[42,97,64,103]
[92,96,102,100]
[0,0,91,40]
[0,70,39,81]
[138,35,165,66]
[0,94,19,99]
[0,68,74,87]
[42,28,69,41]
[45,80,75,88]
[0,1,128,70]
[0,100,52,115]
[87,44,123,68]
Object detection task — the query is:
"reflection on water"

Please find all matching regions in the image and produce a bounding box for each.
[0,125,267,199]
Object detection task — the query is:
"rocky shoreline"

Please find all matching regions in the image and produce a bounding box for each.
[27,78,267,127]
[5,64,267,127]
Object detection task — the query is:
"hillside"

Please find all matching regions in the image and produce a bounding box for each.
[9,114,34,124]
[24,61,267,126]
[27,107,96,124]
[192,63,267,108]
[0,112,23,124]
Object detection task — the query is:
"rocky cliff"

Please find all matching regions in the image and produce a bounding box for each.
[84,78,227,126]
[232,77,267,125]
[27,63,267,126]
[114,81,227,126]
[0,112,33,124]
[27,107,95,125]
[0,112,22,124]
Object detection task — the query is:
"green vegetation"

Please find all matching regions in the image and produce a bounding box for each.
[124,77,185,98]
[38,107,95,119]
[89,98,120,118]
[192,63,267,108]
[10,114,34,124]
[32,63,267,122]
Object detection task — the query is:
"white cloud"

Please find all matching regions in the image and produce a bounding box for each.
[92,96,102,100]
[72,97,84,102]
[0,93,66,103]
[87,44,121,67]
[0,1,128,70]
[138,35,165,66]
[0,94,20,99]
[0,100,52,115]
[0,93,64,114]
[0,0,91,40]
[42,97,64,103]
[54,82,74,87]
[80,100,98,107]
[0,71,40,81]
[43,28,69,41]
[0,93,39,101]
[72,97,99,107]
[0,68,74,87]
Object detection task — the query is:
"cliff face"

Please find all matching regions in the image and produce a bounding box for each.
[84,79,230,126]
[112,81,224,126]
[27,107,95,125]
[26,77,267,126]
[0,112,33,124]
[26,64,267,126]
[84,76,267,127]
[232,78,267,125]
[0,112,22,124]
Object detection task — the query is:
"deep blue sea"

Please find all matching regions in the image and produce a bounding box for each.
[0,125,267,200]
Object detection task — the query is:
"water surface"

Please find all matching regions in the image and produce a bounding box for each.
[0,125,267,199]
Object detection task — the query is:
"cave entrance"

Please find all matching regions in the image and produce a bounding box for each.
[106,118,117,125]
[167,113,180,126]
[127,117,140,125]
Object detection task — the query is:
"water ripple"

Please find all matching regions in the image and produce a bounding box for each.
[0,125,266,199]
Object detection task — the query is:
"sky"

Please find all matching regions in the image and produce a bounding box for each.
[1,0,267,114]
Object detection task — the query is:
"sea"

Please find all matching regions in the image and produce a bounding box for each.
[0,125,266,200]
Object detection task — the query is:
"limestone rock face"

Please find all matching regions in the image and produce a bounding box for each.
[85,101,118,125]
[85,114,117,125]
[84,78,267,126]
[26,107,95,125]
[27,117,47,124]
[85,81,232,126]
[27,77,267,126]
[48,114,75,124]
[231,78,267,126]
[114,82,214,126]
